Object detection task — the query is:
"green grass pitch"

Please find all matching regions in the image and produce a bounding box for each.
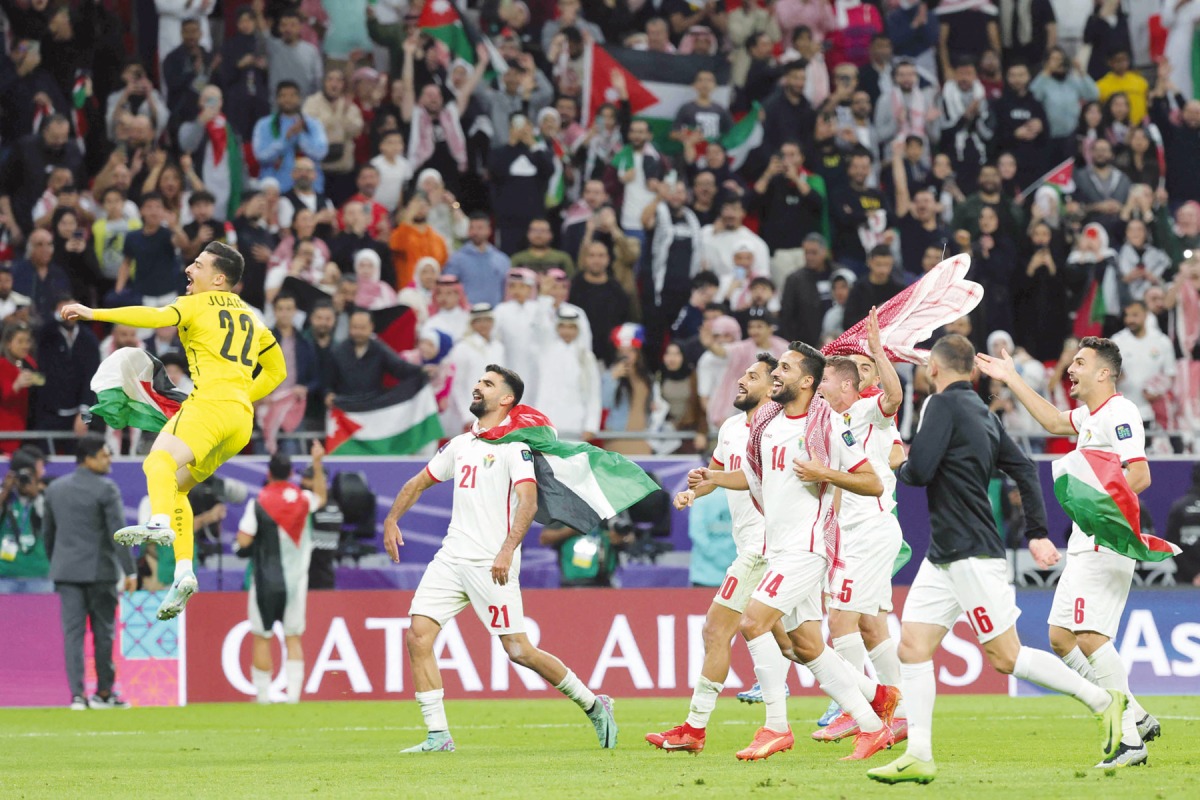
[3,696,1199,798]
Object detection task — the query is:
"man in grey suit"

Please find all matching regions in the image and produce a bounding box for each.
[44,434,137,710]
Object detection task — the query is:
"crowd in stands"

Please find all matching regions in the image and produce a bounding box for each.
[0,0,1198,460]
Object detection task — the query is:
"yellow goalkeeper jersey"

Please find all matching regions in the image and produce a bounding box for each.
[167,292,278,406]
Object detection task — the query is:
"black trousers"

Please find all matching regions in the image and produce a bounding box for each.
[57,581,119,698]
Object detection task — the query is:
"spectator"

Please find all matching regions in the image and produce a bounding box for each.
[30,295,98,452]
[779,233,836,345]
[1030,47,1100,164]
[256,294,317,455]
[643,180,704,359]
[43,434,134,708]
[698,197,771,302]
[370,130,413,214]
[259,7,324,98]
[485,57,555,154]
[1081,0,1131,81]
[178,86,249,223]
[751,142,825,284]
[654,340,704,444]
[488,117,555,254]
[992,61,1049,188]
[105,60,169,142]
[12,229,73,324]
[303,69,364,205]
[330,202,391,282]
[252,82,330,195]
[0,39,67,148]
[50,208,100,306]
[774,0,836,44]
[302,301,338,432]
[996,0,1056,69]
[1095,49,1147,126]
[536,268,592,351]
[264,209,332,305]
[936,0,1000,78]
[540,520,621,587]
[1118,219,1170,302]
[1116,128,1161,189]
[857,33,894,106]
[844,245,905,329]
[887,1,939,78]
[116,193,187,306]
[388,194,450,291]
[161,17,214,119]
[511,218,576,275]
[493,269,545,398]
[830,147,892,272]
[1161,0,1200,104]
[180,192,229,265]
[1073,138,1131,230]
[339,166,390,242]
[0,324,38,455]
[694,315,740,415]
[232,191,279,311]
[0,445,48,588]
[397,257,442,327]
[349,251,396,313]
[327,310,425,404]
[216,7,271,141]
[1013,221,1069,361]
[1064,222,1123,337]
[0,265,33,322]
[890,139,951,276]
[874,59,938,153]
[415,169,469,252]
[1111,300,1176,433]
[0,115,83,241]
[673,69,734,144]
[400,35,469,195]
[763,60,817,155]
[616,119,664,248]
[1164,462,1200,586]
[601,324,655,456]
[686,485,736,587]
[938,58,993,195]
[970,205,1020,340]
[951,163,1025,240]
[704,310,789,428]
[729,0,782,91]
[736,32,786,113]
[443,213,511,307]
[425,275,471,343]
[443,303,506,433]
[1149,69,1200,207]
[821,267,856,340]
[570,240,634,365]
[531,308,602,439]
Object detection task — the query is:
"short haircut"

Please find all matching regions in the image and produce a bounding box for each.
[311,299,335,315]
[141,191,165,207]
[468,210,491,223]
[485,364,525,405]
[788,341,826,383]
[279,9,301,23]
[692,270,720,290]
[100,186,126,202]
[1079,336,1122,379]
[720,196,743,211]
[189,190,216,206]
[931,333,975,374]
[204,241,244,287]
[1123,300,1146,314]
[784,59,807,75]
[749,276,775,291]
[268,451,292,481]
[756,351,779,371]
[826,355,859,386]
[272,291,296,308]
[869,244,893,260]
[76,434,108,464]
[695,69,715,81]
[276,79,301,96]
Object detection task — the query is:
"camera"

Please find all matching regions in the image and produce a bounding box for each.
[14,468,34,487]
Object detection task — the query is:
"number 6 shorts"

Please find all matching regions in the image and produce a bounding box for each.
[410,552,527,635]
[1046,547,1135,639]
[902,556,1019,644]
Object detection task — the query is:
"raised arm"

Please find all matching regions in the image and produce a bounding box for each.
[867,306,903,416]
[66,303,181,329]
[974,348,1074,435]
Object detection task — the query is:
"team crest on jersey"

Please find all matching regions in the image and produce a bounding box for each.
[1116,423,1132,441]
[841,431,856,447]
[843,412,851,426]
[483,453,496,469]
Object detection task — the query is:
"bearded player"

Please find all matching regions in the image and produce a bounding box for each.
[62,242,285,621]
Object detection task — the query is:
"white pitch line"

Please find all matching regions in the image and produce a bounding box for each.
[1,721,585,740]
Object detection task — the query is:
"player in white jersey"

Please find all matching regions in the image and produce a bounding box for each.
[383,365,617,753]
[812,311,909,743]
[976,336,1159,767]
[692,343,901,763]
[645,353,785,753]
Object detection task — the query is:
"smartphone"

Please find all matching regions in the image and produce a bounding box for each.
[27,41,40,56]
[511,114,529,131]
[72,230,85,240]
[27,372,46,387]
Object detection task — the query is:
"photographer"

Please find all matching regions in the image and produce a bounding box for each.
[541,521,622,588]
[43,434,135,709]
[0,446,48,590]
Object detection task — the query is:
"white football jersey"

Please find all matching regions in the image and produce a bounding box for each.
[831,394,901,530]
[1067,394,1146,554]
[425,432,537,564]
[757,410,868,560]
[712,412,766,556]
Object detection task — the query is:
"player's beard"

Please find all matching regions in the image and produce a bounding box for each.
[771,380,798,404]
[469,397,488,418]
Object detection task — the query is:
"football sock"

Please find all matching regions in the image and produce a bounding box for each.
[869,639,906,717]
[1061,646,1097,682]
[806,646,882,733]
[251,667,271,704]
[555,669,596,712]
[1013,646,1109,713]
[286,660,304,704]
[143,450,178,518]
[415,689,449,733]
[1088,643,1141,746]
[746,633,789,732]
[173,558,193,582]
[833,632,868,673]
[171,491,194,564]
[900,661,935,761]
[685,675,723,729]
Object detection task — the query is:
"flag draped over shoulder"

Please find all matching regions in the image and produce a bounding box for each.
[477,405,659,532]
[1052,450,1181,562]
[326,375,444,456]
[89,348,189,431]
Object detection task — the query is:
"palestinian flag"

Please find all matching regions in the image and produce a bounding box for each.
[583,45,730,153]
[418,0,473,62]
[280,277,417,358]
[89,348,189,432]
[477,405,659,532]
[721,102,763,171]
[326,375,443,456]
[1051,450,1181,562]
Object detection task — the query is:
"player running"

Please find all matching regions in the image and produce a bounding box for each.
[869,336,1126,785]
[62,242,285,621]
[692,343,901,762]
[813,308,908,744]
[384,366,618,753]
[646,353,786,753]
[976,336,1159,767]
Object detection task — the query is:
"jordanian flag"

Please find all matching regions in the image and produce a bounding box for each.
[89,348,189,431]
[418,0,472,62]
[326,375,444,456]
[478,405,659,532]
[1052,450,1181,562]
[583,45,730,153]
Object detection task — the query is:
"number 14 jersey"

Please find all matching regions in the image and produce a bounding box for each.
[168,291,277,407]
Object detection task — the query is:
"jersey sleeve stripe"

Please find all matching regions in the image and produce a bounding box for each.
[711,457,725,468]
[1068,413,1078,434]
[847,458,869,474]
[423,465,444,483]
[513,477,537,487]
[259,341,278,356]
[1124,456,1147,464]
[169,306,182,327]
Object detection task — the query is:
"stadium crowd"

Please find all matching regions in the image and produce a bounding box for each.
[0,0,1197,463]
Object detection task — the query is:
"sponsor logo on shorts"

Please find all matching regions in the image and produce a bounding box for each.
[1116,424,1132,441]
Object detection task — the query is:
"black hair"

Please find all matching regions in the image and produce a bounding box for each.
[931,333,975,374]
[272,291,297,308]
[868,244,893,260]
[1079,336,1123,380]
[159,350,191,378]
[788,341,826,384]
[692,270,720,290]
[100,186,126,202]
[356,163,380,179]
[792,25,812,42]
[204,241,244,287]
[749,276,775,291]
[311,299,335,314]
[278,9,302,23]
[141,191,165,207]
[76,434,108,464]
[268,451,292,481]
[468,210,491,223]
[1123,300,1147,314]
[485,364,525,405]
[756,351,779,372]
[276,79,301,96]
[904,134,924,147]
[784,59,808,74]
[189,190,216,206]
[561,25,582,44]
[720,195,743,210]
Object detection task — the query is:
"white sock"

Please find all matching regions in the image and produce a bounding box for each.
[869,639,906,717]
[1013,646,1109,713]
[746,633,789,732]
[833,632,868,672]
[900,661,935,761]
[554,669,597,713]
[285,660,304,704]
[806,646,882,733]
[834,648,882,702]
[1088,643,1141,746]
[1061,646,1097,682]
[251,666,271,704]
[174,559,193,580]
[149,513,170,529]
[686,675,724,729]
[415,689,449,732]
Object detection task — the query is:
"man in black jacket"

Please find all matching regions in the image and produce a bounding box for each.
[327,310,425,404]
[32,295,100,455]
[868,334,1126,785]
[488,116,554,256]
[1165,462,1200,586]
[991,61,1049,189]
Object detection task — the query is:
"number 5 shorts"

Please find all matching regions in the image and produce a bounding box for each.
[902,556,1020,644]
[1046,547,1135,639]
[826,513,904,615]
[713,552,770,613]
[168,398,255,484]
[410,551,527,636]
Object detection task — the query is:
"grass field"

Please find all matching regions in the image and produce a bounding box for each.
[3,696,1199,798]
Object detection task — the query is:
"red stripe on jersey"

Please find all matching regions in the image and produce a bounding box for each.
[513,477,537,486]
[1068,414,1078,433]
[424,465,444,483]
[808,482,829,553]
[1125,457,1147,464]
[711,457,725,468]
[847,458,868,473]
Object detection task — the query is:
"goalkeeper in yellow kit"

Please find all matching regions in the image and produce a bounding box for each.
[63,242,287,620]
